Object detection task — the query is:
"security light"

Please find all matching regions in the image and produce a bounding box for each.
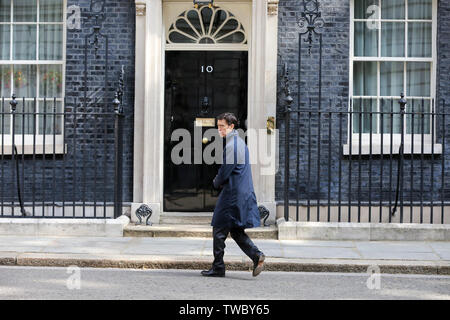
[193,0,214,9]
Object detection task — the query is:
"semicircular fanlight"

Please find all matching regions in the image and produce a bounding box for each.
[167,5,247,45]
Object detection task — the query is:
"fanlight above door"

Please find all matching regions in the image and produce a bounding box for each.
[167,5,247,45]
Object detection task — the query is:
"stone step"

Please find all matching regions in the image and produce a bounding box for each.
[159,212,214,225]
[124,224,278,239]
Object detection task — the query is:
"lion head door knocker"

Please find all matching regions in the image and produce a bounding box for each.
[258,205,270,227]
[136,204,153,226]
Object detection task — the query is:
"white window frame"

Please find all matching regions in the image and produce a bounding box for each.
[346,0,440,155]
[0,0,66,154]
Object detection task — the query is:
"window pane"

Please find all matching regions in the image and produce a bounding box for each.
[218,31,245,44]
[408,22,432,57]
[168,31,196,44]
[187,9,202,35]
[175,18,198,39]
[353,98,378,134]
[14,100,34,134]
[198,37,215,44]
[353,61,377,96]
[13,25,37,60]
[354,0,379,19]
[407,62,430,97]
[380,62,404,96]
[381,22,405,57]
[0,24,10,60]
[39,0,63,22]
[354,22,378,57]
[216,19,239,39]
[381,98,401,134]
[13,0,37,22]
[39,65,62,98]
[407,99,430,134]
[13,65,36,98]
[0,65,11,97]
[39,24,63,60]
[200,6,213,32]
[39,100,62,134]
[0,0,10,22]
[210,10,227,35]
[381,0,405,19]
[408,0,432,20]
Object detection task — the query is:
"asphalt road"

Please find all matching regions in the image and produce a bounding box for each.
[0,266,449,300]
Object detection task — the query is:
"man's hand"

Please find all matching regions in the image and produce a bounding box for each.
[213,177,223,190]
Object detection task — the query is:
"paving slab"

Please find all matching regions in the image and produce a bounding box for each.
[0,236,449,275]
[0,237,55,247]
[431,249,450,260]
[41,246,125,255]
[282,246,362,259]
[355,241,434,253]
[121,238,207,256]
[357,251,441,261]
[429,242,450,250]
[279,240,356,248]
[0,246,46,253]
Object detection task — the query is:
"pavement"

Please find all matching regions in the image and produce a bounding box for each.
[0,236,449,275]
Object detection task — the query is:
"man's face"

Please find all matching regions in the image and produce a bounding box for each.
[217,119,234,138]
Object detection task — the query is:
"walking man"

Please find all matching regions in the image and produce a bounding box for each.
[201,113,265,278]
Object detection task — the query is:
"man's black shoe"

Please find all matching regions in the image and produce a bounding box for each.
[201,269,225,277]
[252,253,265,277]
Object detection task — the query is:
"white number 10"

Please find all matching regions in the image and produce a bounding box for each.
[201,66,214,73]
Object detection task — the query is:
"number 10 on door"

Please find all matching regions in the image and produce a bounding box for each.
[201,66,214,73]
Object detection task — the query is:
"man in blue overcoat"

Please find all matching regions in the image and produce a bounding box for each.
[201,113,265,278]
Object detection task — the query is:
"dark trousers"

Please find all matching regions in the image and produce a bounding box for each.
[212,226,262,272]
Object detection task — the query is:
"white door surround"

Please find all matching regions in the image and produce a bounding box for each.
[132,0,279,225]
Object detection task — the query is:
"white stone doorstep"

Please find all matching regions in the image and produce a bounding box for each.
[276,218,450,241]
[0,215,130,237]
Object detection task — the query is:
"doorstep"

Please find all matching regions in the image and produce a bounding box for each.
[123,223,278,239]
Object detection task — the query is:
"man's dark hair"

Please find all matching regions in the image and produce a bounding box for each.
[217,112,238,127]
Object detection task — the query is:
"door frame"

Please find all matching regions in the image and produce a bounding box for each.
[132,0,279,224]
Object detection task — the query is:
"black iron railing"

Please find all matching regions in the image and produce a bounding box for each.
[0,94,124,219]
[282,96,449,224]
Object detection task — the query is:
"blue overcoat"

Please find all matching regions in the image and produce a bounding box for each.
[211,130,260,229]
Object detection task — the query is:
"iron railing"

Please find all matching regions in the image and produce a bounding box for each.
[0,94,124,219]
[282,96,449,224]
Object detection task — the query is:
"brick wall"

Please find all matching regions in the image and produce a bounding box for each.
[64,0,135,203]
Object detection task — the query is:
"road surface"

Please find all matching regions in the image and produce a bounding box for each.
[0,266,449,300]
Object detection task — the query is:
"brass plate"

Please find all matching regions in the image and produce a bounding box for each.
[195,118,216,127]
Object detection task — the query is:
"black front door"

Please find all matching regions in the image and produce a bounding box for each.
[164,51,248,212]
